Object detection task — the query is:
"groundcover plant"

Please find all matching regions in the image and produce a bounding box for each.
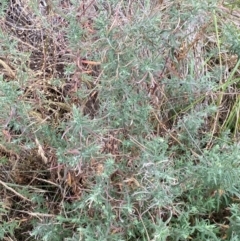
[0,0,240,240]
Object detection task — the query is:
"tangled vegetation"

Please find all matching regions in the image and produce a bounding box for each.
[0,0,240,240]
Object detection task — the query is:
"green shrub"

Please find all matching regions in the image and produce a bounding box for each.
[1,0,240,240]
